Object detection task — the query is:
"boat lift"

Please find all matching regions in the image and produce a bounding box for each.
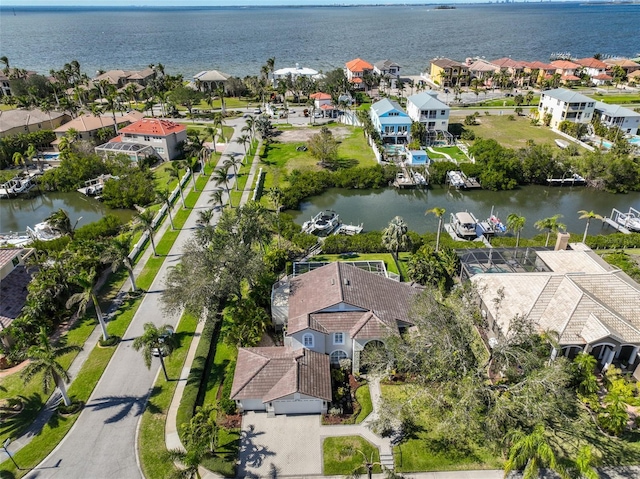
[603,207,640,234]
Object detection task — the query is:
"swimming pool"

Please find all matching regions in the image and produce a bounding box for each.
[42,152,60,161]
[601,136,640,149]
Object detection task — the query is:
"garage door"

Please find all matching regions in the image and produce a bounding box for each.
[273,399,323,415]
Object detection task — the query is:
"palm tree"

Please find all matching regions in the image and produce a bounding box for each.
[268,187,284,248]
[504,424,567,479]
[168,160,186,208]
[133,322,177,381]
[506,213,526,248]
[13,151,28,175]
[196,208,215,227]
[66,268,110,341]
[425,207,446,252]
[578,210,603,244]
[534,214,566,247]
[224,156,243,191]
[167,446,207,479]
[236,134,251,157]
[135,209,158,256]
[204,125,218,154]
[213,165,231,206]
[186,156,199,192]
[212,112,225,143]
[45,208,79,239]
[21,328,82,407]
[382,216,410,267]
[208,189,225,211]
[26,143,39,172]
[156,188,176,230]
[101,235,138,292]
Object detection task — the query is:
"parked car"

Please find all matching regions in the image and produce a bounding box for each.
[253,108,262,114]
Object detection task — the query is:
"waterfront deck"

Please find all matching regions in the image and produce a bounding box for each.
[392,165,429,189]
[446,170,481,190]
[603,207,640,234]
[547,173,586,186]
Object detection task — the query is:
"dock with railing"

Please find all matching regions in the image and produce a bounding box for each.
[603,207,640,234]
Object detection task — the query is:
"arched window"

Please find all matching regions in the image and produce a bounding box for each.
[302,333,314,348]
[330,350,348,365]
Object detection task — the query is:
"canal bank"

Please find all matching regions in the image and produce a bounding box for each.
[0,191,135,233]
[288,185,640,238]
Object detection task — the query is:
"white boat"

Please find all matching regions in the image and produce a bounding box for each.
[0,231,32,247]
[617,212,640,232]
[335,223,364,236]
[488,215,507,233]
[0,177,35,198]
[302,210,341,236]
[450,211,479,239]
[412,171,428,185]
[555,139,569,149]
[27,221,62,241]
[447,171,466,189]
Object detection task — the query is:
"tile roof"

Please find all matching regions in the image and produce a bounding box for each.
[575,57,608,69]
[431,58,466,69]
[551,60,581,70]
[592,74,613,81]
[469,59,499,73]
[231,347,331,402]
[0,249,22,270]
[310,92,332,100]
[286,263,419,335]
[54,111,143,133]
[490,58,526,69]
[604,58,640,68]
[525,61,556,70]
[119,118,186,136]
[345,58,373,73]
[193,70,231,82]
[561,74,581,82]
[0,108,68,133]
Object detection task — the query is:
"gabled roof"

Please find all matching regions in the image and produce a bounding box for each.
[592,74,613,81]
[119,118,186,136]
[469,59,499,73]
[575,57,608,69]
[594,101,640,119]
[370,98,407,118]
[407,91,449,110]
[54,111,143,134]
[604,58,640,68]
[287,262,419,332]
[540,88,593,104]
[374,59,400,71]
[231,347,331,402]
[525,61,556,71]
[345,58,373,73]
[0,108,68,133]
[431,58,466,69]
[561,74,581,82]
[310,92,332,100]
[490,58,526,69]
[551,60,581,70]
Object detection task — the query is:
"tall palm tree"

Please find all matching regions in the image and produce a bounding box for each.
[534,214,566,247]
[45,208,79,239]
[208,189,225,211]
[213,165,231,206]
[133,322,177,381]
[167,446,207,479]
[156,188,176,230]
[135,209,158,256]
[66,268,110,341]
[507,213,526,248]
[26,143,40,172]
[224,156,243,191]
[196,208,215,226]
[186,156,199,193]
[268,187,284,248]
[212,112,225,143]
[236,134,251,157]
[504,424,567,479]
[578,210,603,244]
[382,216,410,266]
[168,160,186,208]
[425,207,446,252]
[101,235,138,292]
[21,328,82,407]
[204,125,218,154]
[13,151,28,175]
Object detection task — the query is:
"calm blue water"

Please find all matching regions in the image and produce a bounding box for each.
[1,4,638,78]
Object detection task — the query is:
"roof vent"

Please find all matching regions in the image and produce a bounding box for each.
[344,279,350,286]
[331,278,335,285]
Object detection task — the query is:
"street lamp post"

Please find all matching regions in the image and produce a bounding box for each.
[2,438,21,470]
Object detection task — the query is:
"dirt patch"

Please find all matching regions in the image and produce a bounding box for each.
[277,126,353,143]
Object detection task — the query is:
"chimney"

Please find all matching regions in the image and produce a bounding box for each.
[555,232,571,251]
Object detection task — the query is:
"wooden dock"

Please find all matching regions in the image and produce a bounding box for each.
[446,170,481,190]
[547,173,586,186]
[392,165,428,189]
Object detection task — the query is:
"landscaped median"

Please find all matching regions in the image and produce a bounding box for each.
[0,167,213,478]
[323,435,381,476]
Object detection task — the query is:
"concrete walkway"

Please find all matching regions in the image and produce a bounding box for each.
[0,166,191,466]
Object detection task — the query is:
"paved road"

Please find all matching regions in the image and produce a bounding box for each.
[25,119,247,479]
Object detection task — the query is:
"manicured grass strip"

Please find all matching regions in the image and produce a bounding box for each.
[310,253,400,275]
[229,157,254,206]
[323,436,381,476]
[354,384,373,424]
[138,314,198,479]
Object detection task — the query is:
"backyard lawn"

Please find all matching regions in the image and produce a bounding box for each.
[428,146,469,162]
[323,436,381,476]
[460,114,576,150]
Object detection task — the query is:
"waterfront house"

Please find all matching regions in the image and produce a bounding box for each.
[373,60,401,89]
[0,108,69,138]
[406,91,450,132]
[467,58,499,86]
[550,60,582,84]
[232,262,421,415]
[488,58,527,86]
[575,57,609,79]
[538,88,595,128]
[272,64,320,86]
[192,70,231,91]
[97,118,187,162]
[309,92,332,109]
[0,248,35,331]
[603,58,640,77]
[628,70,640,86]
[93,68,155,89]
[594,102,640,136]
[53,111,143,147]
[369,98,412,145]
[429,58,469,88]
[523,60,557,86]
[466,244,640,374]
[0,69,38,97]
[345,58,373,90]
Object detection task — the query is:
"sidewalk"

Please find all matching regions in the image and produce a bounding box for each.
[0,168,195,464]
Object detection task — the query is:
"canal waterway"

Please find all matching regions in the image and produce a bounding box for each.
[0,192,135,233]
[289,186,640,238]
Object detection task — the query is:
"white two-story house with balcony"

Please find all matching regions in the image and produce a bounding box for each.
[102,118,187,162]
[538,88,595,129]
[594,102,640,136]
[406,91,450,132]
[369,98,412,145]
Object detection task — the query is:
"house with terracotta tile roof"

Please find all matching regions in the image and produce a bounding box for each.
[109,118,187,161]
[429,58,469,88]
[575,57,609,79]
[309,92,332,109]
[0,69,38,97]
[628,70,640,85]
[232,262,421,414]
[52,111,143,147]
[345,58,373,89]
[603,58,640,76]
[550,60,582,84]
[467,58,499,86]
[0,108,70,138]
[523,61,557,85]
[92,68,155,89]
[468,245,640,373]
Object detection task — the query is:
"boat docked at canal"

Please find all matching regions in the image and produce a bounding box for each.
[301,210,341,236]
[617,210,640,232]
[0,177,35,198]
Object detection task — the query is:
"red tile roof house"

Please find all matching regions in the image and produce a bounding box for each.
[99,118,187,162]
[345,58,373,90]
[232,262,421,415]
[0,248,35,331]
[550,60,583,85]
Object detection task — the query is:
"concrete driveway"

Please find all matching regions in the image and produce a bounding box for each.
[238,411,323,477]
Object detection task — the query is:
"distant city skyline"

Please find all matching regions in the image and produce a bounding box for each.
[2,0,588,6]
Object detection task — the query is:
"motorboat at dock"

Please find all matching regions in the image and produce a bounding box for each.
[302,210,341,236]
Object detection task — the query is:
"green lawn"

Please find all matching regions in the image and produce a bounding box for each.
[310,253,400,276]
[429,146,469,162]
[323,436,381,476]
[462,114,577,150]
[588,92,640,104]
[354,384,373,423]
[382,384,502,472]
